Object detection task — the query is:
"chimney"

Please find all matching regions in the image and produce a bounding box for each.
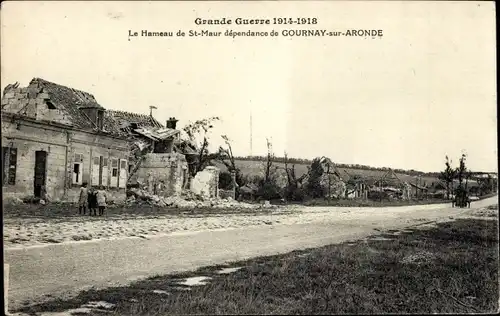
[166,117,178,129]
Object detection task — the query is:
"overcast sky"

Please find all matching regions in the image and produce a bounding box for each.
[1,1,496,172]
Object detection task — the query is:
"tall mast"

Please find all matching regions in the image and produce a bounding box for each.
[249,107,253,156]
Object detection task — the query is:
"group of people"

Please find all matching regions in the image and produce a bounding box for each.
[78,182,108,216]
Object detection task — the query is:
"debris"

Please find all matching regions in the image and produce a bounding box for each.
[124,188,261,209]
[3,196,23,205]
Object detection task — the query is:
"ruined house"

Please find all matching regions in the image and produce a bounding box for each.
[300,157,347,199]
[342,170,369,199]
[317,157,347,199]
[372,169,412,200]
[1,78,130,202]
[103,111,191,196]
[1,78,191,202]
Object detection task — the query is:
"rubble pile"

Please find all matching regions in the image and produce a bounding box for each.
[126,188,264,209]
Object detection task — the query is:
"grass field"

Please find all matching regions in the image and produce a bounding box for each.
[214,159,442,185]
[17,216,499,315]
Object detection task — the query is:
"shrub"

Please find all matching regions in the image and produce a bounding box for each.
[219,171,234,190]
[257,180,282,201]
[305,158,325,198]
[285,186,306,202]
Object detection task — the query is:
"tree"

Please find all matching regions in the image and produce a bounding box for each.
[263,138,278,184]
[455,153,469,207]
[306,158,325,198]
[439,155,456,200]
[283,152,307,201]
[479,174,495,195]
[217,135,245,197]
[182,117,220,177]
[255,139,281,200]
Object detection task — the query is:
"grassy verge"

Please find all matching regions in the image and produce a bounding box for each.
[16,217,499,315]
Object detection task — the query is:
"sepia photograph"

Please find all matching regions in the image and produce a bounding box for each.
[1,1,498,315]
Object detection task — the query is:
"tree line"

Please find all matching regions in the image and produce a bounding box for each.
[181,118,496,202]
[234,155,441,177]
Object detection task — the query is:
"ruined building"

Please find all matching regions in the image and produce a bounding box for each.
[104,111,192,196]
[1,78,190,202]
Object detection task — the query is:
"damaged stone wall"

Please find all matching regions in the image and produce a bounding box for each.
[320,174,346,199]
[190,166,220,199]
[2,85,73,125]
[134,153,188,197]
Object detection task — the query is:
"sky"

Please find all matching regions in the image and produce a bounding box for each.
[1,1,497,172]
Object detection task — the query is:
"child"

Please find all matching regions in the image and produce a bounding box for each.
[78,182,88,215]
[96,185,107,216]
[88,187,98,216]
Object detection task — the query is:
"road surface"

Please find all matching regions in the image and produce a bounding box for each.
[5,197,498,311]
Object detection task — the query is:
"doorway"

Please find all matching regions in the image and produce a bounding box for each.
[34,151,47,197]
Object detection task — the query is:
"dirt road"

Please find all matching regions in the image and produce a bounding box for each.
[4,197,497,311]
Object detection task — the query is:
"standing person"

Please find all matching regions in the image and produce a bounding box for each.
[78,182,88,215]
[96,185,107,216]
[88,187,98,216]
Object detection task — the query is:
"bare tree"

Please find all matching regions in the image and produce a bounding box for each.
[218,135,243,195]
[182,116,220,177]
[218,135,237,173]
[264,138,276,183]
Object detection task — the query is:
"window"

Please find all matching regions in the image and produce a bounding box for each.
[91,156,100,186]
[101,157,109,187]
[92,155,111,187]
[2,147,17,186]
[119,159,127,188]
[110,158,119,187]
[72,153,83,185]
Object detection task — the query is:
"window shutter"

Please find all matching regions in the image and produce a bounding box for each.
[8,148,17,185]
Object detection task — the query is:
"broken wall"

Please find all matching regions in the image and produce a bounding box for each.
[320,174,346,199]
[134,153,188,196]
[191,166,220,199]
[2,84,73,125]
